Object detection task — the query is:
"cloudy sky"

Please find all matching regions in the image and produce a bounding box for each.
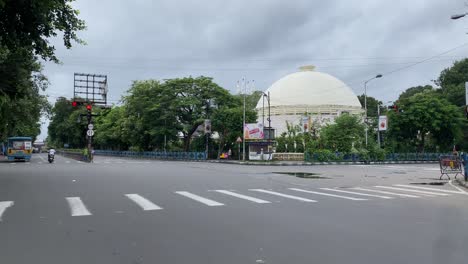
[39,0,468,140]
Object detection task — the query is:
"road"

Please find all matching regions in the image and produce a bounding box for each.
[1,153,467,264]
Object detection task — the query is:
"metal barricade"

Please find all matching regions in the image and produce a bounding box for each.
[439,155,463,180]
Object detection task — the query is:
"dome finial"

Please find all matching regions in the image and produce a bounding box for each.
[299,65,315,71]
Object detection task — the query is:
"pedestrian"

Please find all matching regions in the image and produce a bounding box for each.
[83,148,88,162]
[228,149,232,159]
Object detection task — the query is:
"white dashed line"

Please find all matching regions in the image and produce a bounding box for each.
[289,188,368,201]
[0,201,14,221]
[65,197,92,216]
[351,187,420,198]
[320,188,393,199]
[374,186,450,196]
[175,191,224,206]
[125,194,163,210]
[214,190,271,203]
[249,189,317,202]
[393,184,465,194]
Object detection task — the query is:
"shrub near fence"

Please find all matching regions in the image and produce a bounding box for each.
[94,150,207,160]
[304,152,447,163]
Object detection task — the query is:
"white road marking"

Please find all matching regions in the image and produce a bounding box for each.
[249,189,317,202]
[37,162,42,164]
[320,188,393,199]
[175,191,224,206]
[125,194,163,210]
[66,161,71,164]
[393,184,466,194]
[0,201,14,221]
[65,197,92,216]
[449,180,468,194]
[351,187,421,198]
[77,161,83,164]
[214,190,271,204]
[374,186,450,196]
[289,188,368,201]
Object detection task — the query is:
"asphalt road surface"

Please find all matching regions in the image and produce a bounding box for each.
[1,153,467,264]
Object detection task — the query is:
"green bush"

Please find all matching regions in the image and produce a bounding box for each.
[312,149,337,162]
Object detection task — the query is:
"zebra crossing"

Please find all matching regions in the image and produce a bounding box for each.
[0,184,466,221]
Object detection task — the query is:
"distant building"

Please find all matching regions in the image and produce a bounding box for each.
[256,66,363,136]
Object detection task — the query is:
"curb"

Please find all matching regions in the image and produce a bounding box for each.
[206,160,439,166]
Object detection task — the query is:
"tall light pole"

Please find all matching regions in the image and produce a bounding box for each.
[240,78,253,161]
[262,91,271,159]
[364,74,383,147]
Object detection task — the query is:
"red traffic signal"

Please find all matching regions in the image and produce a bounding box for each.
[86,104,92,111]
[72,101,77,107]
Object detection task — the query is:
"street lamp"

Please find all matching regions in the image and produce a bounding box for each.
[451,13,467,19]
[364,74,383,147]
[261,91,272,159]
[240,78,253,161]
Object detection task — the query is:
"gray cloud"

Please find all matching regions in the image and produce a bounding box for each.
[39,0,468,139]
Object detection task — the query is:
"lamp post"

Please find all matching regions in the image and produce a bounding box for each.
[364,74,383,147]
[240,78,253,161]
[262,91,271,158]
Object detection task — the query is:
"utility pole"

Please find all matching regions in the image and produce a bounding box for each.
[363,74,382,147]
[377,103,381,148]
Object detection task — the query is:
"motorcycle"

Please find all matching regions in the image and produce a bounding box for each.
[48,153,55,163]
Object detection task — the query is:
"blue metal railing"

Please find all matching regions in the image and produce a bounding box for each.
[94,150,207,160]
[304,152,447,162]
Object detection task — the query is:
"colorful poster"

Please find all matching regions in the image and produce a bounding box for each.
[244,123,264,139]
[378,116,387,131]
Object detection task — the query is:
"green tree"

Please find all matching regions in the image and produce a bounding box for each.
[0,47,50,141]
[211,106,257,157]
[0,0,86,62]
[397,85,434,102]
[164,76,234,151]
[357,95,381,118]
[435,58,468,107]
[47,97,86,148]
[1,0,85,141]
[320,114,365,153]
[122,80,180,151]
[387,91,463,152]
[94,106,129,150]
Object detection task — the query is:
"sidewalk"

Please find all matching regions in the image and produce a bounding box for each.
[208,159,439,166]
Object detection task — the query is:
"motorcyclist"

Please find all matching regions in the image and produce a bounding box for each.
[48,148,56,160]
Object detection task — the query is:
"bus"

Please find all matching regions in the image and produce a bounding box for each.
[6,137,33,161]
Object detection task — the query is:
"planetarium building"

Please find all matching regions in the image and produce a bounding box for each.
[256,66,364,136]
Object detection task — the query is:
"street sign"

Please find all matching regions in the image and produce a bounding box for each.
[87,130,94,137]
[88,124,94,130]
[236,137,242,143]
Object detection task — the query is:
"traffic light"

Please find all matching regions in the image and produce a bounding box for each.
[388,104,401,113]
[86,104,92,111]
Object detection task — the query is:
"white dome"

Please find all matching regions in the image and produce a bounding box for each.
[255,68,363,137]
[256,69,362,109]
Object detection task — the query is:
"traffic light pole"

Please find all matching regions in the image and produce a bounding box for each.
[87,108,92,162]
